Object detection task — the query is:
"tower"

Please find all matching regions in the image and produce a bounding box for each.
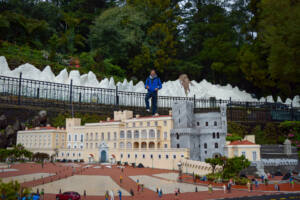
[172,101,194,129]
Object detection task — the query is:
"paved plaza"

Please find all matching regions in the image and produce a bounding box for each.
[153,172,179,181]
[33,175,130,196]
[0,168,18,172]
[130,175,212,194]
[2,172,54,183]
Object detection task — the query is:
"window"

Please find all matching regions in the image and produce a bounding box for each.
[74,135,77,141]
[205,151,207,154]
[80,144,83,149]
[173,155,176,159]
[181,155,184,158]
[179,109,180,114]
[134,130,139,138]
[127,142,132,148]
[164,132,168,140]
[155,121,158,126]
[128,154,130,158]
[150,154,153,159]
[204,143,207,149]
[157,130,160,138]
[159,155,161,159]
[213,132,215,139]
[197,122,200,126]
[95,143,98,148]
[67,153,69,157]
[164,144,168,148]
[164,121,167,126]
[215,143,218,148]
[121,154,123,158]
[135,154,137,158]
[114,132,117,140]
[253,151,257,161]
[73,153,75,157]
[141,130,147,138]
[143,154,145,159]
[242,151,246,157]
[140,122,143,126]
[101,132,104,140]
[127,131,132,139]
[177,144,180,148]
[176,133,179,140]
[149,129,155,138]
[133,122,135,127]
[178,118,180,123]
[214,121,217,126]
[108,132,110,141]
[80,134,83,142]
[206,122,208,126]
[147,122,150,126]
[217,132,220,138]
[61,152,64,156]
[119,142,125,148]
[68,135,71,141]
[78,153,81,157]
[166,155,169,159]
[120,131,125,138]
[96,132,98,140]
[91,132,93,140]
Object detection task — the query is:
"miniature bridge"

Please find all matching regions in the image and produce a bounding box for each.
[0,74,299,122]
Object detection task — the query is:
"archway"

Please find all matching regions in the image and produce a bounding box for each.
[134,142,139,149]
[149,142,155,149]
[100,150,107,162]
[212,153,221,158]
[141,142,147,149]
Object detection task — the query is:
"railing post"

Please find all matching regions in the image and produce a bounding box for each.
[18,72,22,105]
[229,97,232,121]
[37,88,40,99]
[115,86,119,108]
[70,79,74,117]
[291,102,294,121]
[193,94,196,108]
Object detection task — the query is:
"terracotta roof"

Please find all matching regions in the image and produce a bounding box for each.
[229,140,256,145]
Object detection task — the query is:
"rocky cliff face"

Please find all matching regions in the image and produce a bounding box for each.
[0,108,49,148]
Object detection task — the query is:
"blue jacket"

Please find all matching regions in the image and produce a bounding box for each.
[145,76,162,92]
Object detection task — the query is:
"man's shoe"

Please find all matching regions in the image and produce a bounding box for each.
[146,109,150,112]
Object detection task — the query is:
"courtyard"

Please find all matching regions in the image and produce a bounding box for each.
[1,162,299,200]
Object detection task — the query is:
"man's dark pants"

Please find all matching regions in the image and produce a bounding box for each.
[145,91,157,115]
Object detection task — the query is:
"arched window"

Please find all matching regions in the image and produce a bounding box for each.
[215,143,218,148]
[217,132,220,138]
[90,132,93,140]
[204,143,207,149]
[134,130,139,138]
[214,121,217,126]
[149,129,155,138]
[74,135,77,141]
[127,130,132,139]
[213,132,215,139]
[141,130,147,138]
[68,135,71,141]
[127,142,132,148]
[206,122,208,126]
[120,131,125,138]
[176,133,179,140]
[80,134,84,142]
[119,142,125,148]
[101,132,104,140]
[177,144,180,148]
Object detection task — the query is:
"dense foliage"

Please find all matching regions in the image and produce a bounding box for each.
[0,180,31,200]
[0,144,33,162]
[0,0,299,99]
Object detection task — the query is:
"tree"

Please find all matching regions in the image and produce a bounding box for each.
[0,180,31,200]
[222,156,250,179]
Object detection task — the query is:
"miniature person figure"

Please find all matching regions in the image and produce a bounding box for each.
[118,190,122,200]
[141,184,144,192]
[247,181,251,192]
[120,175,123,184]
[105,191,109,200]
[223,184,226,193]
[208,184,213,193]
[145,69,162,115]
[40,188,44,200]
[158,188,163,198]
[195,186,198,192]
[109,190,114,200]
[137,183,140,192]
[130,188,134,197]
[84,190,86,200]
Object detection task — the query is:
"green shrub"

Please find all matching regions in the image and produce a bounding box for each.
[234,177,249,185]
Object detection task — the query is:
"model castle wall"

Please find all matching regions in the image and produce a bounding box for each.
[171,101,227,161]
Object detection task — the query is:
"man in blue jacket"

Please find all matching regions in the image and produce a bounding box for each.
[145,69,162,115]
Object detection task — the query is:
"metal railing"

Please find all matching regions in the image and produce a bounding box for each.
[0,73,299,121]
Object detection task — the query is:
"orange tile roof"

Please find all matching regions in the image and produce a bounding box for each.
[28,126,57,130]
[229,140,256,145]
